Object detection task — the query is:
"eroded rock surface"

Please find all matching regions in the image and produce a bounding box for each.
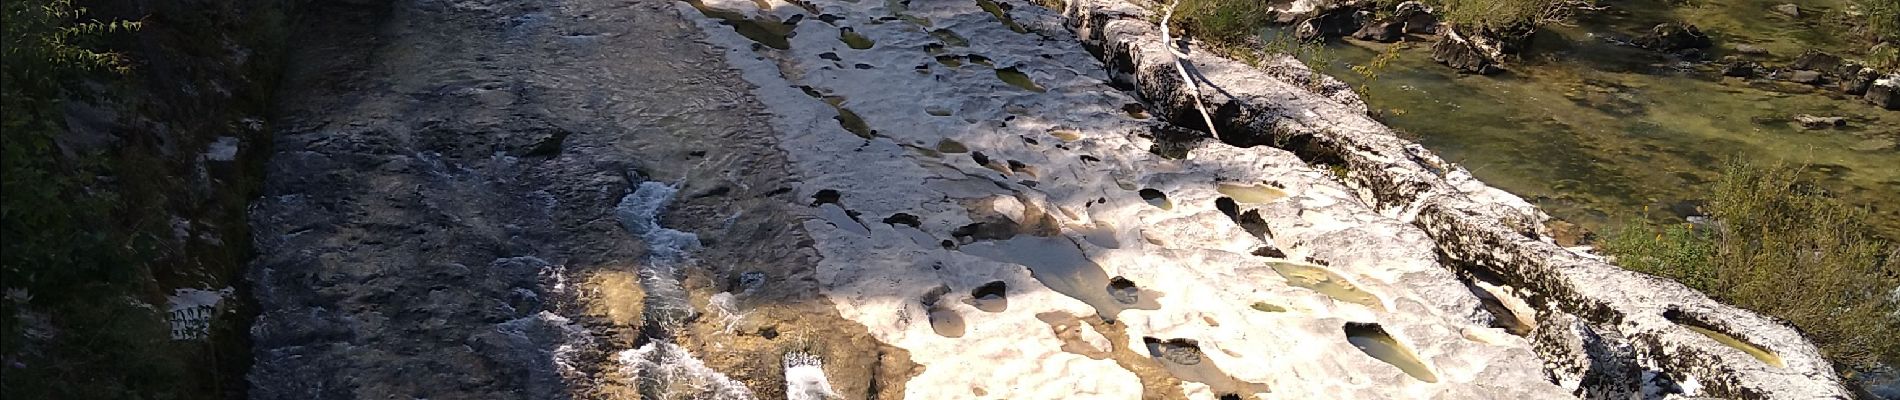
[1064,0,1849,397]
[676,0,1570,397]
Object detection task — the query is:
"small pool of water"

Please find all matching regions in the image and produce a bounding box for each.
[1268,261,1384,311]
[1216,183,1289,204]
[1683,324,1787,368]
[1267,0,1900,236]
[1344,322,1439,383]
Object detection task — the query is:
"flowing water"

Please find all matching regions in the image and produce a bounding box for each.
[1274,0,1900,236]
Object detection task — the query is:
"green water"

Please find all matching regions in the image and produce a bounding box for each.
[1276,0,1900,235]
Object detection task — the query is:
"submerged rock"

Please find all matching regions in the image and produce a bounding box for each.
[1720,57,1760,78]
[1635,23,1712,53]
[1789,69,1825,84]
[1794,114,1847,129]
[1790,50,1844,73]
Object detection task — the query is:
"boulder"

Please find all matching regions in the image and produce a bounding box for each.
[1867,75,1900,110]
[1789,50,1843,73]
[1351,20,1404,42]
[1720,57,1760,78]
[1433,31,1503,74]
[1771,3,1800,18]
[1295,6,1367,40]
[1394,1,1438,34]
[1841,69,1878,95]
[1430,24,1531,74]
[1793,114,1846,129]
[1635,23,1712,52]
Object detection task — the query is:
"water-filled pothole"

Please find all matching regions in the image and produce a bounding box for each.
[936,138,968,153]
[1459,269,1535,336]
[1123,103,1149,119]
[1138,189,1172,210]
[929,28,969,47]
[973,0,1028,33]
[959,236,1151,320]
[924,286,965,338]
[1268,261,1384,311]
[1249,302,1287,312]
[934,55,963,67]
[1344,322,1438,383]
[822,96,875,138]
[686,0,795,50]
[839,27,875,49]
[1665,309,1785,368]
[1142,337,1273,396]
[963,280,1008,312]
[995,67,1045,92]
[1217,183,1289,204]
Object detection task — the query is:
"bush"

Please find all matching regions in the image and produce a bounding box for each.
[1436,0,1576,30]
[1601,161,1900,369]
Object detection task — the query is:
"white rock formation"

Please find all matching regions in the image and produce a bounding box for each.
[674,0,1569,397]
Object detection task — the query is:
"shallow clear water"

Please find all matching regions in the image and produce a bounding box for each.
[1683,324,1786,368]
[1275,0,1900,235]
[1344,323,1439,383]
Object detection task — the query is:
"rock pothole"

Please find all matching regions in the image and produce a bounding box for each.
[1343,322,1438,383]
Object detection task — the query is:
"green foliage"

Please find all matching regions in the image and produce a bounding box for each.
[1170,0,1274,47]
[1857,0,1899,42]
[1352,43,1404,93]
[1857,0,1898,69]
[1434,0,1574,29]
[2,0,143,289]
[1602,161,1900,369]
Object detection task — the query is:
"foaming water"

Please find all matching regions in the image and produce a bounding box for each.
[618,341,756,399]
[616,181,702,328]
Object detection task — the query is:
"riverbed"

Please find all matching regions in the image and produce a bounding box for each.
[1286,0,1900,237]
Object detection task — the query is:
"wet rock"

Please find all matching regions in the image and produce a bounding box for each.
[1296,6,1367,41]
[1720,57,1760,78]
[1788,70,1825,84]
[1352,19,1404,43]
[1730,43,1770,56]
[1840,67,1876,94]
[1433,30,1503,74]
[1394,1,1437,34]
[1789,50,1843,73]
[1867,75,1900,110]
[1635,23,1711,53]
[1793,114,1846,129]
[1771,3,1800,18]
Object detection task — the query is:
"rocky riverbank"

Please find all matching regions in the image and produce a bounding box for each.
[235,0,1854,398]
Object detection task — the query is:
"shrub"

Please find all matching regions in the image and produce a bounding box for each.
[1435,0,1578,30]
[1602,161,1900,369]
[1171,0,1274,47]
